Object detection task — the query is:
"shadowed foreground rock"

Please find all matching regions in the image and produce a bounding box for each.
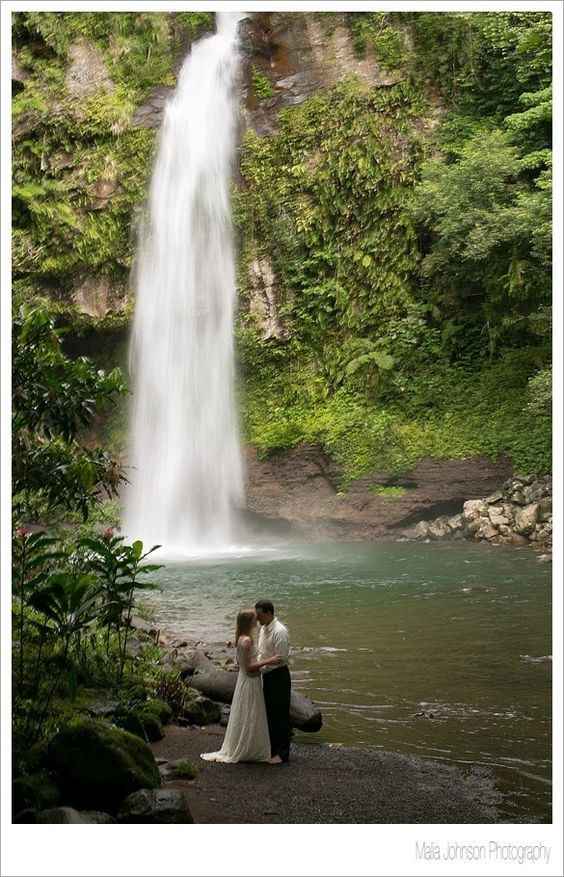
[36,807,115,824]
[118,788,193,823]
[186,650,322,731]
[47,718,161,811]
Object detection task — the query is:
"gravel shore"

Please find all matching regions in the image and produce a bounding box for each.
[152,724,503,823]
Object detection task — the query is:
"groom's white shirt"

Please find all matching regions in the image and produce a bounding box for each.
[258,617,289,673]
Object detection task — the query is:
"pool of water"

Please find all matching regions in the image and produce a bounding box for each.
[145,541,552,822]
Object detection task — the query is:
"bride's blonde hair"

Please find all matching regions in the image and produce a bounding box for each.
[235,609,256,644]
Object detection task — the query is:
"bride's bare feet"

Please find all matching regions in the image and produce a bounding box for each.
[269,755,283,764]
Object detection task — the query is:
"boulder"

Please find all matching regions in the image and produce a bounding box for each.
[510,533,529,546]
[80,810,116,823]
[127,614,161,638]
[413,521,429,539]
[522,483,544,504]
[538,498,552,522]
[36,807,85,824]
[477,522,498,541]
[514,503,539,536]
[113,711,148,741]
[24,739,50,774]
[462,500,488,521]
[13,808,37,823]
[13,772,61,815]
[288,690,323,731]
[181,690,222,726]
[144,698,173,725]
[188,651,322,731]
[533,523,552,545]
[138,711,164,742]
[36,806,115,824]
[485,491,503,504]
[447,513,464,531]
[47,718,160,811]
[118,789,193,824]
[488,508,508,527]
[514,474,535,485]
[427,517,451,539]
[511,489,526,505]
[501,503,515,521]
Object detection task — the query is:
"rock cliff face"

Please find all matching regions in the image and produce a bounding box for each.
[239,12,410,135]
[243,444,512,540]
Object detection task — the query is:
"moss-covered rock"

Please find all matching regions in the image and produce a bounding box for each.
[47,718,160,811]
[112,711,148,741]
[23,739,51,774]
[138,711,164,742]
[180,690,221,726]
[144,697,173,725]
[12,772,61,816]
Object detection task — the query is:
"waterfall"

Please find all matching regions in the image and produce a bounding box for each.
[123,12,245,554]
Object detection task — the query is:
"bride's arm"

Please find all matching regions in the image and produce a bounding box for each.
[239,637,281,674]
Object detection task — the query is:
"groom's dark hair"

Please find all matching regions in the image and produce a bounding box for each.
[255,599,274,615]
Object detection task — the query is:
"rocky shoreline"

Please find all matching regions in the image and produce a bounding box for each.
[12,617,322,824]
[14,599,548,824]
[406,474,552,558]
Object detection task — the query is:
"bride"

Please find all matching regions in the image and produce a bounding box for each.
[200,609,281,764]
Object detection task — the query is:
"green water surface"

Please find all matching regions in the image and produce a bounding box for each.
[146,541,552,822]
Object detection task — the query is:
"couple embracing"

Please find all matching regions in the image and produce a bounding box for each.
[201,600,291,765]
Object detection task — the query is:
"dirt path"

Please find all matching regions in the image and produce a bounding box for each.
[152,725,503,824]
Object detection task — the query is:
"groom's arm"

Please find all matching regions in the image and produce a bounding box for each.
[272,627,290,664]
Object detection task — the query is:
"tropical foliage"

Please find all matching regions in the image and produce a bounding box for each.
[235,10,552,477]
[11,292,165,761]
[12,525,162,754]
[13,297,126,520]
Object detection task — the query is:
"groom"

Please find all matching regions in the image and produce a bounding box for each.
[255,600,291,764]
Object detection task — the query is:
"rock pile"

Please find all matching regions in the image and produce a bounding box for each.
[411,474,552,554]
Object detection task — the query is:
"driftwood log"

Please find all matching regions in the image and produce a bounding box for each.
[179,650,322,732]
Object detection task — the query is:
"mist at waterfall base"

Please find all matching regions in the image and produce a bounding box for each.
[124,13,246,557]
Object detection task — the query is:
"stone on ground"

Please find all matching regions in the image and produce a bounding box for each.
[118,788,193,823]
[47,718,160,811]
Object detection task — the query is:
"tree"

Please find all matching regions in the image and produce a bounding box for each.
[13,297,127,520]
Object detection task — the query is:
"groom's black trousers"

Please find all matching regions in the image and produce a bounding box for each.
[263,666,291,762]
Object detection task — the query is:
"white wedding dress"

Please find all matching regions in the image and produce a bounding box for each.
[200,638,271,763]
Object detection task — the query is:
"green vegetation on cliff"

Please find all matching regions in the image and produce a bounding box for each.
[12,10,551,479]
[235,11,551,477]
[12,11,214,302]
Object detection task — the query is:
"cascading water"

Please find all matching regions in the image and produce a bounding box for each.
[124,12,245,554]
